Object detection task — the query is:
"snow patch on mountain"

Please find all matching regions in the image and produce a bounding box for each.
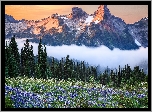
[5,5,148,49]
[85,16,94,25]
[61,17,68,20]
[94,20,100,24]
[77,28,81,30]
[135,39,141,46]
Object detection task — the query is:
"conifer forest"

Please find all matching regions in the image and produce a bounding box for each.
[5,36,148,108]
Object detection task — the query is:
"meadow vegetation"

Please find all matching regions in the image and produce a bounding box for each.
[5,36,148,108]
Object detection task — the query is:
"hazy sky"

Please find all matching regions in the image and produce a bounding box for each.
[5,5,148,24]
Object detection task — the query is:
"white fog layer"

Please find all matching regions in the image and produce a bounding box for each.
[5,38,148,73]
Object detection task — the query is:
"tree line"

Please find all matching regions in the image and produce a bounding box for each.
[5,36,148,87]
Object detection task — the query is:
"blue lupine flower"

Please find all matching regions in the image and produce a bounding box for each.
[104,89,108,94]
[20,92,25,97]
[125,91,130,97]
[14,102,19,108]
[41,85,45,90]
[137,94,146,98]
[91,87,95,91]
[19,98,24,105]
[102,103,106,107]
[100,90,107,97]
[65,100,71,105]
[32,93,39,97]
[5,85,12,90]
[5,79,147,108]
[132,91,136,96]
[73,93,78,97]
[11,95,17,100]
[69,92,78,98]
[72,85,81,89]
[107,88,113,94]
[48,104,51,108]
[98,97,103,101]
[11,88,17,94]
[58,95,64,101]
[58,87,65,93]
[63,96,67,100]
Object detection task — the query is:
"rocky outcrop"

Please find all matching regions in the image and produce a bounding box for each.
[92,5,104,23]
[71,7,88,20]
[5,14,19,23]
[103,5,111,18]
[127,17,148,47]
[5,13,64,37]
[5,5,148,50]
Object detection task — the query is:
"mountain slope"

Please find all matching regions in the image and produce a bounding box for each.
[5,5,148,50]
[127,17,148,48]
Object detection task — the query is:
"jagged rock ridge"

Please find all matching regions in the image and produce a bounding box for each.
[5,5,148,50]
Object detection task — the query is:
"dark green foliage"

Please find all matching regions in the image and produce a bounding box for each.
[57,60,63,79]
[29,45,35,77]
[36,39,49,79]
[98,64,147,88]
[5,36,148,86]
[50,57,55,78]
[8,36,20,66]
[21,39,35,78]
[63,55,71,80]
[99,72,109,85]
[5,36,20,78]
[117,65,122,87]
[5,41,10,77]
[5,96,14,108]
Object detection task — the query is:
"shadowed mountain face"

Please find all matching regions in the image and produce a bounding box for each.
[5,5,148,50]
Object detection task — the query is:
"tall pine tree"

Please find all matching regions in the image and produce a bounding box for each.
[21,39,35,78]
[5,36,20,78]
[36,39,49,79]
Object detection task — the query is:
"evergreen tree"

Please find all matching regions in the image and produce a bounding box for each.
[41,44,48,79]
[45,63,53,79]
[35,63,41,79]
[63,55,71,80]
[140,69,146,82]
[117,65,122,87]
[37,38,44,78]
[21,39,35,78]
[5,36,20,77]
[20,48,24,76]
[71,61,76,80]
[5,41,9,77]
[38,39,43,64]
[76,62,80,80]
[51,57,55,78]
[57,60,63,79]
[87,66,92,82]
[29,45,35,77]
[9,36,20,69]
[82,61,86,82]
[37,39,48,79]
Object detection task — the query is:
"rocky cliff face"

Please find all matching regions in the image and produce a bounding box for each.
[127,17,148,47]
[5,5,148,50]
[24,14,64,35]
[93,5,104,23]
[71,7,88,20]
[5,14,19,23]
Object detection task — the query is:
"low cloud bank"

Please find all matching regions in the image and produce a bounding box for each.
[5,38,148,73]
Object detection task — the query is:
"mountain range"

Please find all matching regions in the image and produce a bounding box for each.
[5,5,148,50]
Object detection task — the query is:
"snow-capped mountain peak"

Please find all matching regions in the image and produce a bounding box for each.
[5,5,148,50]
